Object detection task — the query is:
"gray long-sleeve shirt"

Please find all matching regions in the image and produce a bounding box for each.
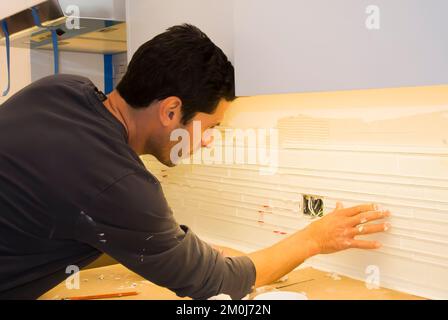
[0,74,256,300]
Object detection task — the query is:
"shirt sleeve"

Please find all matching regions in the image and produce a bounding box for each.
[73,172,256,300]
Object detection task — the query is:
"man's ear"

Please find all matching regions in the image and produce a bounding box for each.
[159,96,182,127]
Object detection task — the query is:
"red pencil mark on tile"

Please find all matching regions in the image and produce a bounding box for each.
[258,210,265,226]
[257,203,274,226]
[273,230,288,235]
[262,204,273,214]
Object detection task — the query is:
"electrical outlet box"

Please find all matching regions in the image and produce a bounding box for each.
[302,194,324,218]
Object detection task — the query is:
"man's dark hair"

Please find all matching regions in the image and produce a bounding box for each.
[117,24,236,125]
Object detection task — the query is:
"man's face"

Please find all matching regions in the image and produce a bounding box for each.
[153,99,229,167]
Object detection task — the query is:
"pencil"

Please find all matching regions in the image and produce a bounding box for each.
[62,291,139,300]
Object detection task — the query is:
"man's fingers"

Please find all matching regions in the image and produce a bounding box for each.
[347,210,390,226]
[347,239,382,250]
[348,222,391,237]
[340,203,378,216]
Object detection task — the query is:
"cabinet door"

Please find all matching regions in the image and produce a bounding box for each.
[126,0,235,61]
[235,0,448,96]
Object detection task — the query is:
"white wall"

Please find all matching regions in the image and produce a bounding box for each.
[31,50,104,90]
[143,85,448,299]
[0,46,31,104]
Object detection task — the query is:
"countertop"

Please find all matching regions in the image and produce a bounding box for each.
[39,264,424,300]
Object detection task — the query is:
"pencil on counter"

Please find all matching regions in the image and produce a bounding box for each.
[62,291,139,300]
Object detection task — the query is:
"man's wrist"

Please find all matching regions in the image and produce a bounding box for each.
[301,227,322,257]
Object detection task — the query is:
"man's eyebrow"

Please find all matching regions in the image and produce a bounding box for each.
[211,122,221,128]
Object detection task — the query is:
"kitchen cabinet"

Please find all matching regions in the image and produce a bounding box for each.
[234,0,448,96]
[126,0,235,61]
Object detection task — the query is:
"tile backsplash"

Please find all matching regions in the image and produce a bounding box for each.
[142,85,448,299]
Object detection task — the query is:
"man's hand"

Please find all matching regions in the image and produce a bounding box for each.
[305,202,391,254]
[248,202,391,288]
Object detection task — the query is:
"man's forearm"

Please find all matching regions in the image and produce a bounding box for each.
[247,228,320,287]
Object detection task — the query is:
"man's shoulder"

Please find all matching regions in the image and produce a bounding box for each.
[30,74,93,91]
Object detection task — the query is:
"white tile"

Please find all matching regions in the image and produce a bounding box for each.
[191,165,230,177]
[398,155,448,179]
[150,134,448,299]
[279,149,399,175]
[401,238,448,257]
[194,214,279,247]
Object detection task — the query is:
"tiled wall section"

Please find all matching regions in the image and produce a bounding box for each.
[142,86,448,299]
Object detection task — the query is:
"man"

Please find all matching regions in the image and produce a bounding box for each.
[0,24,390,299]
